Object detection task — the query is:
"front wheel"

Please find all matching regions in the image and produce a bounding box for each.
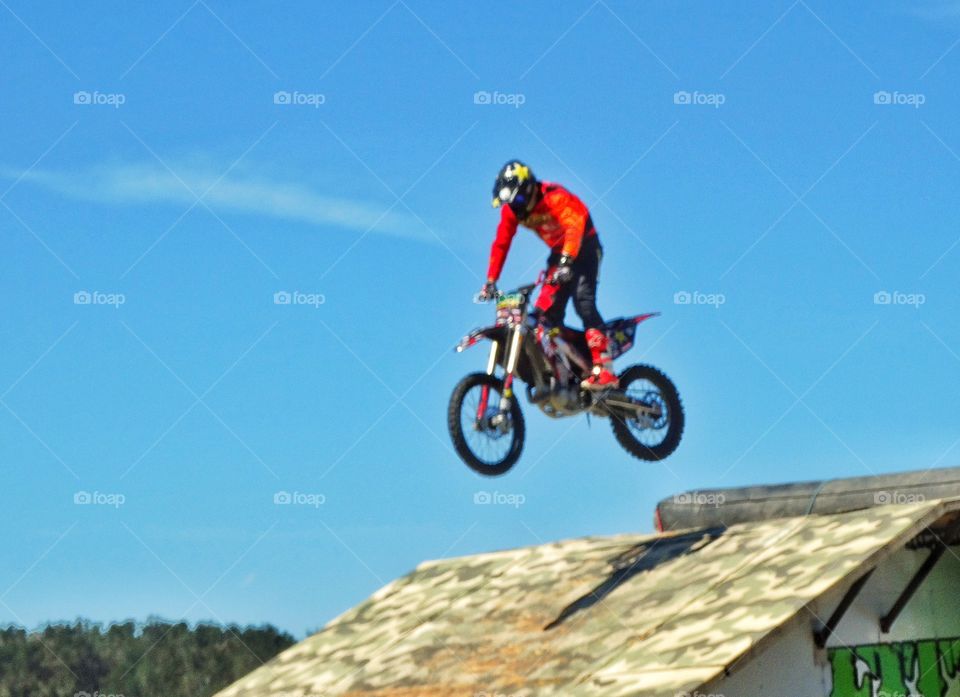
[610,364,684,461]
[448,372,525,476]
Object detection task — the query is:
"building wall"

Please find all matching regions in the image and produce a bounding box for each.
[703,545,960,697]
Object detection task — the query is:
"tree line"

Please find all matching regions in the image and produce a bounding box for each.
[0,619,295,697]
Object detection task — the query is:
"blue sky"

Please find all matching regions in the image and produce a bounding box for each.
[3,0,960,640]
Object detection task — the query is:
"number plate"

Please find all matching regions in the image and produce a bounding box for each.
[496,293,524,326]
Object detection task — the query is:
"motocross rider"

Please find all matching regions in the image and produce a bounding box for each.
[477,160,618,390]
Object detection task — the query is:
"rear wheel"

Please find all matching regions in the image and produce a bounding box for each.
[610,364,684,461]
[448,372,525,476]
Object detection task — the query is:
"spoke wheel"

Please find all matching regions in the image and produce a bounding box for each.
[610,364,684,461]
[448,372,525,476]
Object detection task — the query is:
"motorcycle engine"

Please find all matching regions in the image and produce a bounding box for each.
[527,383,586,418]
[541,387,582,418]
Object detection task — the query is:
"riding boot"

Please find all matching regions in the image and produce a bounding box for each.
[582,328,619,390]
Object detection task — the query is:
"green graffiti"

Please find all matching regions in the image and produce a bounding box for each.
[829,649,870,697]
[829,637,960,697]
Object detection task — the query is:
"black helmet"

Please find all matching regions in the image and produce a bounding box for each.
[492,160,538,217]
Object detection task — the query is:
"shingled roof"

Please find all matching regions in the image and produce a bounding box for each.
[215,498,960,697]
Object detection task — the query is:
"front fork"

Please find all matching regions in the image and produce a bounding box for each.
[477,326,522,423]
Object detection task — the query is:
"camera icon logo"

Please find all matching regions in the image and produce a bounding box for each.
[473,491,492,504]
[274,491,292,504]
[273,91,292,105]
[873,91,892,105]
[274,291,292,305]
[673,291,692,305]
[473,91,492,105]
[874,290,892,305]
[74,290,92,305]
[74,491,92,505]
[73,91,92,105]
[673,91,692,105]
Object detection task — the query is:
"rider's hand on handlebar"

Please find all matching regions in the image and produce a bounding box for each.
[547,256,574,286]
[476,281,498,303]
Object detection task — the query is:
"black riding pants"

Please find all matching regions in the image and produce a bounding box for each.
[535,234,605,331]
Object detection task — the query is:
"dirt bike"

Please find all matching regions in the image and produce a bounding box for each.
[448,278,684,476]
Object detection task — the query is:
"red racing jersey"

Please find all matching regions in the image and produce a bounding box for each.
[486,181,597,282]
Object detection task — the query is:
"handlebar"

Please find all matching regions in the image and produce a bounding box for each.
[474,278,544,304]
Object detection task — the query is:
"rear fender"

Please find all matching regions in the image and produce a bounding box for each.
[632,312,661,325]
[606,312,660,360]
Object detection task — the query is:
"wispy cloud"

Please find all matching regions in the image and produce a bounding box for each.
[0,162,430,241]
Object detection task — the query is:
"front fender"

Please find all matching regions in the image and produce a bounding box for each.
[455,326,506,352]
